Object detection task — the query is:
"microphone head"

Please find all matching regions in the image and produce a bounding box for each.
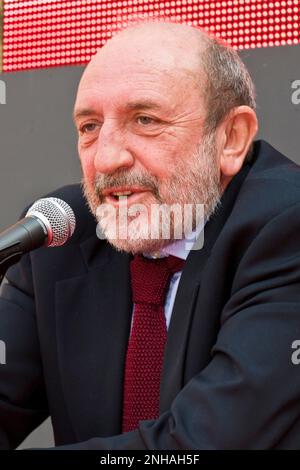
[26,197,76,247]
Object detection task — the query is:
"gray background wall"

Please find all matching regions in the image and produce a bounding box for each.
[0,44,299,448]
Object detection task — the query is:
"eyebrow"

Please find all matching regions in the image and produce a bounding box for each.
[73,108,96,123]
[73,100,164,122]
[124,100,164,111]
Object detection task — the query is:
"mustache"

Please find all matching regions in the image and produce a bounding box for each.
[93,170,162,202]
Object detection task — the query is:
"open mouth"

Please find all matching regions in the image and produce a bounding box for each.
[110,191,134,201]
[102,187,151,206]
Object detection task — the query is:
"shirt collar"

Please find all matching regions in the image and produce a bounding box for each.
[144,218,205,261]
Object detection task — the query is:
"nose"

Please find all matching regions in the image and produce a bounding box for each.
[94,120,134,174]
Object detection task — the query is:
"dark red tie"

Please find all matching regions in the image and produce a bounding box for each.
[122,254,185,433]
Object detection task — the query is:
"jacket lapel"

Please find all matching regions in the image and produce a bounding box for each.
[160,161,253,413]
[55,236,132,440]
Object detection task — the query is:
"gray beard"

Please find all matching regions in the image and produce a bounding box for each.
[82,130,223,254]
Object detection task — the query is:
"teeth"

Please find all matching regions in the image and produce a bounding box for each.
[112,191,132,197]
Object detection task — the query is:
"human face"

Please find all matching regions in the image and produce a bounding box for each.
[74,32,222,253]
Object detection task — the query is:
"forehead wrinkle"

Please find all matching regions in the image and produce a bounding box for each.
[77,66,204,113]
[73,100,162,122]
[75,75,187,120]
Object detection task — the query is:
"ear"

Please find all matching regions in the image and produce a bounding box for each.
[219,106,258,188]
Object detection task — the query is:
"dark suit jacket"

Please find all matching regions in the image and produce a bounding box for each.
[1,140,300,449]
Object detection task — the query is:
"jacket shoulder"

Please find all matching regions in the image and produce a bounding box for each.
[236,140,300,217]
[248,140,300,188]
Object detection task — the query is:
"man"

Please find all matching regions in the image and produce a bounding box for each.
[1,20,300,449]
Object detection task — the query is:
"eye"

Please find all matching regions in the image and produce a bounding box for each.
[79,122,99,135]
[136,115,156,126]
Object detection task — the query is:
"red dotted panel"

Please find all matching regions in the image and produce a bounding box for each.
[3,0,300,72]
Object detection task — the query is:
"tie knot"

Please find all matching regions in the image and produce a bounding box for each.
[130,254,185,306]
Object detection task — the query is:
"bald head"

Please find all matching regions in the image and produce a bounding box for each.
[84,21,207,85]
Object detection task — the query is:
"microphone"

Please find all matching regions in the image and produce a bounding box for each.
[0,197,76,275]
